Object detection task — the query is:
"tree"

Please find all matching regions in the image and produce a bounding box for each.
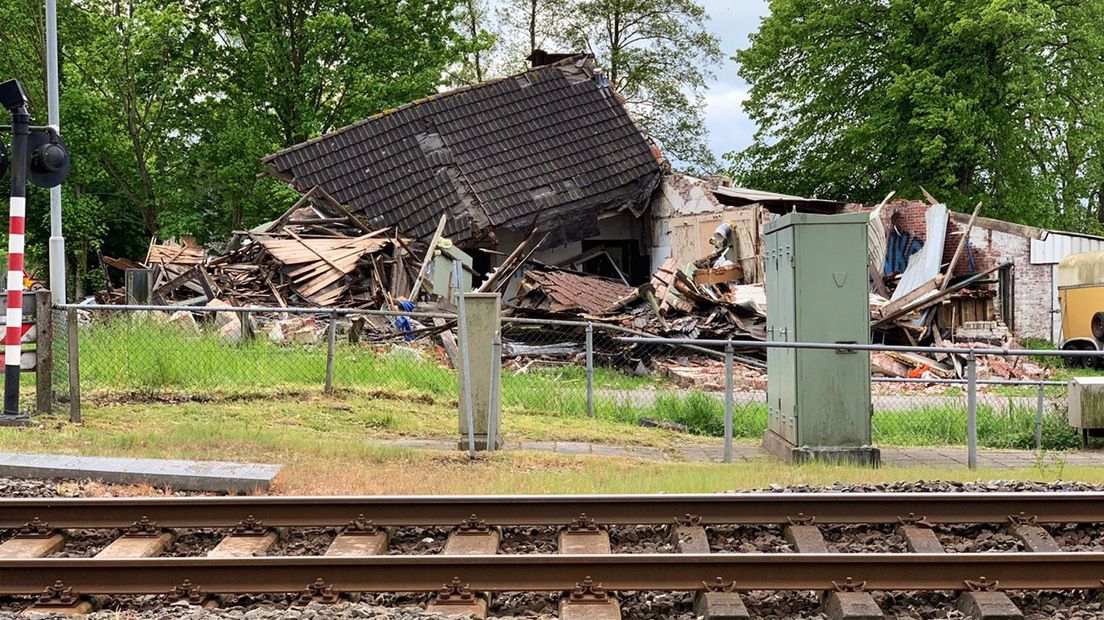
[730,0,1104,230]
[566,0,723,169]
[494,0,571,70]
[449,0,498,85]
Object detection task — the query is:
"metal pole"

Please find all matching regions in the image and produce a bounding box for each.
[66,307,79,423]
[1,93,30,424]
[488,331,501,452]
[324,311,337,395]
[585,322,594,418]
[966,351,977,470]
[46,0,67,305]
[724,341,734,464]
[454,262,476,458]
[1035,383,1045,452]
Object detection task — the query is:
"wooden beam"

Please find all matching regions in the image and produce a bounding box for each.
[409,215,448,298]
[941,201,982,291]
[948,212,1048,241]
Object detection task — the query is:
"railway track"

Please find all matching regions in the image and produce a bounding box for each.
[1,493,1103,619]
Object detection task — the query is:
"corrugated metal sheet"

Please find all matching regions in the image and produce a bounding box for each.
[1031,232,1104,265]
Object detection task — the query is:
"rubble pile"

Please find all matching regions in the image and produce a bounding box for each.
[101,188,417,310]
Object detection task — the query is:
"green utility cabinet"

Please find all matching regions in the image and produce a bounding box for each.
[763,212,879,466]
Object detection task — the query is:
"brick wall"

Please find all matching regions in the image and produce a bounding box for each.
[868,200,1051,339]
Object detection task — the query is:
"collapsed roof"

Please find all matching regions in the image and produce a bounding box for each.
[262,56,663,247]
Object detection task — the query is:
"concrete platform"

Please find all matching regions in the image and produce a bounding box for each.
[0,452,281,493]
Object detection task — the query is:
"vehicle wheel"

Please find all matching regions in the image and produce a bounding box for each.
[1093,313,1104,340]
[1065,347,1086,368]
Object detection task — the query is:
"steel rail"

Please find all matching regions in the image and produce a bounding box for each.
[3,493,1104,528]
[0,554,1102,595]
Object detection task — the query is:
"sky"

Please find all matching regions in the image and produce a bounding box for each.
[698,0,771,162]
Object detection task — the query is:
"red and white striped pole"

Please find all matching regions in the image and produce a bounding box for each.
[2,85,30,423]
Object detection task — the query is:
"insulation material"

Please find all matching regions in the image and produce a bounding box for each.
[891,203,947,301]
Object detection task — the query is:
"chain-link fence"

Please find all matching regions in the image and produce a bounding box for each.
[47,304,1086,466]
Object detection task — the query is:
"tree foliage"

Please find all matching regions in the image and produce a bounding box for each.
[729,0,1104,230]
[565,0,722,170]
[0,0,468,296]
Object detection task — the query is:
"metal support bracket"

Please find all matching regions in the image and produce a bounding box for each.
[896,513,933,528]
[434,578,477,605]
[342,514,381,536]
[15,517,58,539]
[233,515,269,536]
[832,577,867,592]
[674,514,703,527]
[166,580,209,605]
[569,577,609,604]
[35,581,82,608]
[124,516,164,538]
[703,577,738,593]
[457,514,490,534]
[1008,512,1038,527]
[567,514,602,534]
[964,577,1000,592]
[296,578,340,605]
[787,513,816,526]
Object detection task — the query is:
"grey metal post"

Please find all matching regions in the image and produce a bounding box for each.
[1035,383,1045,452]
[488,331,502,452]
[585,322,594,418]
[724,341,734,464]
[455,261,476,457]
[47,0,67,305]
[966,351,977,470]
[34,290,53,415]
[66,307,80,423]
[324,311,337,395]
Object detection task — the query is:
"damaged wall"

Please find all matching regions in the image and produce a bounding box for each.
[873,200,1051,340]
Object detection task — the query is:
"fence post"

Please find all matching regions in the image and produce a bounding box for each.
[66,307,80,424]
[966,350,977,470]
[324,310,337,395]
[488,330,502,452]
[585,322,594,418]
[455,261,476,458]
[724,341,734,464]
[34,290,52,415]
[1035,383,1045,452]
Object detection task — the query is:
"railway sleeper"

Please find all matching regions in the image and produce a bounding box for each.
[426,516,501,619]
[673,515,750,620]
[784,522,884,620]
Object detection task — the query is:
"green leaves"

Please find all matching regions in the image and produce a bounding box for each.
[730,0,1104,231]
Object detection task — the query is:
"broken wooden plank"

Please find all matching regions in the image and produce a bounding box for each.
[941,201,982,291]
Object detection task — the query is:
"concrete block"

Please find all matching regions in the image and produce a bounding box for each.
[426,595,487,619]
[207,533,277,558]
[559,599,621,620]
[693,591,750,619]
[1006,524,1059,553]
[0,535,65,558]
[783,524,828,553]
[823,591,884,620]
[956,591,1023,619]
[443,530,501,555]
[95,533,175,558]
[559,530,611,554]
[325,532,388,556]
[671,525,711,554]
[896,525,945,554]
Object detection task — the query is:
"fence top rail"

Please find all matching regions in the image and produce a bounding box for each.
[872,377,1066,387]
[55,303,457,320]
[615,336,1096,359]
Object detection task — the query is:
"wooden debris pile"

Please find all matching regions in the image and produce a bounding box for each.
[101,187,419,309]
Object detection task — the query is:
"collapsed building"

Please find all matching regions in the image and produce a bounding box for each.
[97,52,1104,381]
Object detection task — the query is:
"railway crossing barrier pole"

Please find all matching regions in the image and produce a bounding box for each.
[724,342,734,463]
[454,262,476,458]
[324,310,337,395]
[66,306,79,423]
[1035,383,1045,452]
[585,322,594,418]
[967,351,977,470]
[1,81,31,426]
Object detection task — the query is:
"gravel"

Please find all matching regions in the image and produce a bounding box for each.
[5,477,1104,618]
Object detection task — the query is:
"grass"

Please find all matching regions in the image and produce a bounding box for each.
[46,317,1080,452]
